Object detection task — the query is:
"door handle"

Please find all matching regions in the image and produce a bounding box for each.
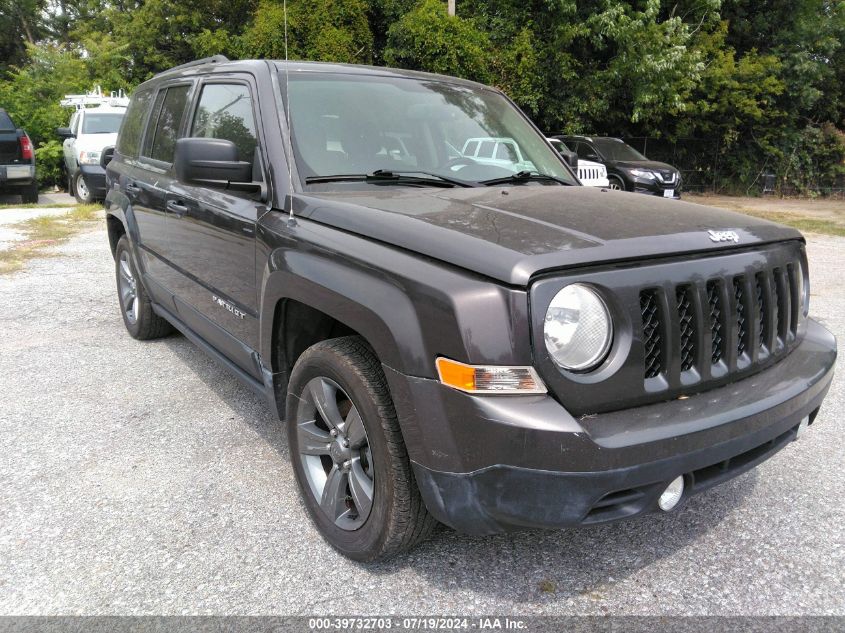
[125,182,141,195]
[166,200,189,217]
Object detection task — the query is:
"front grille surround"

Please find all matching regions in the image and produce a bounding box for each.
[529,241,807,416]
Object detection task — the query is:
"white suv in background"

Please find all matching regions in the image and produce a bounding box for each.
[57,103,127,203]
[547,138,609,188]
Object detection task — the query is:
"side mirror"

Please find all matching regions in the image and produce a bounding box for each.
[562,149,579,169]
[56,127,74,139]
[101,146,115,168]
[173,137,252,184]
[585,153,600,162]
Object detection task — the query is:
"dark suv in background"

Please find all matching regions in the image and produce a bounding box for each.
[0,108,38,203]
[556,135,681,198]
[105,57,835,561]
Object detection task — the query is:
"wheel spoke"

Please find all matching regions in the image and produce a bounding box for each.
[345,406,366,448]
[348,458,373,519]
[297,420,332,456]
[122,287,135,312]
[131,296,139,320]
[320,465,349,524]
[120,258,133,282]
[310,378,344,430]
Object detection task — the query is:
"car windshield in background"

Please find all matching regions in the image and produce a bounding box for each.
[283,72,576,187]
[592,138,648,162]
[82,112,124,134]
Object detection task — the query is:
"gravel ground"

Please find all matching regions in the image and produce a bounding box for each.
[0,225,843,616]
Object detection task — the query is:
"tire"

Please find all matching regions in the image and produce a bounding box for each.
[73,171,93,204]
[114,235,172,340]
[286,336,436,561]
[21,183,38,204]
[607,174,626,191]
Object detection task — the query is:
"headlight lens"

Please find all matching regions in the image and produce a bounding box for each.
[629,168,655,179]
[78,150,101,165]
[544,283,613,371]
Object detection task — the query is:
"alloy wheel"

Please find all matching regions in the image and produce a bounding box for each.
[118,251,139,324]
[296,376,374,531]
[76,174,90,201]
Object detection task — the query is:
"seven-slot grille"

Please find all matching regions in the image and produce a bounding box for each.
[639,263,802,381]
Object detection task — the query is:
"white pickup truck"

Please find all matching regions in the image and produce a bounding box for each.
[56,90,128,203]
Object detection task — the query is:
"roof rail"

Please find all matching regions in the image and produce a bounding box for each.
[163,55,229,74]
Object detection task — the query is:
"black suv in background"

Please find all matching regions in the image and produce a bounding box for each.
[0,108,38,203]
[105,57,835,561]
[556,135,681,198]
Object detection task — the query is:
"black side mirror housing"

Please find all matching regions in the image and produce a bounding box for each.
[562,149,579,169]
[101,146,115,168]
[174,137,253,184]
[56,127,74,139]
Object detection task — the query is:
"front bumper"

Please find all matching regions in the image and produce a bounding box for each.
[79,165,107,198]
[386,318,835,535]
[629,175,681,199]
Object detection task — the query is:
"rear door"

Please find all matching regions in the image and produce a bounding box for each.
[158,77,265,374]
[113,83,193,300]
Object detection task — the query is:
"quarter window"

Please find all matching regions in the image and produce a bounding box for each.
[191,83,258,162]
[117,89,153,157]
[478,140,495,158]
[144,85,190,163]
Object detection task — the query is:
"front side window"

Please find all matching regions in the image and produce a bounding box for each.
[82,113,125,134]
[144,85,190,163]
[283,72,576,186]
[191,83,258,162]
[117,89,153,157]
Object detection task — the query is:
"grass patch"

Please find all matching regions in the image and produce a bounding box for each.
[0,203,103,275]
[737,209,845,238]
[0,202,77,210]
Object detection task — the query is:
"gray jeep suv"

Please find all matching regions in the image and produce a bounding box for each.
[105,57,836,561]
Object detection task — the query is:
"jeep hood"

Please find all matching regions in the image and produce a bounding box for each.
[294,186,801,286]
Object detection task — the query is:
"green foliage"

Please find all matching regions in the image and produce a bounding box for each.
[0,0,842,193]
[239,0,373,63]
[34,139,65,185]
[384,0,492,82]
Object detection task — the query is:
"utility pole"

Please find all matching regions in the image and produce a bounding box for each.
[447,0,455,16]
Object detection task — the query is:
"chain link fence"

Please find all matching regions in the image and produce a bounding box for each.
[622,137,845,198]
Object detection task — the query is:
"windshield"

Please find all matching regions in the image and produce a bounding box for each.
[592,138,648,161]
[282,72,576,186]
[81,112,124,134]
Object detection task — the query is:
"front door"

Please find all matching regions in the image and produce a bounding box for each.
[159,78,264,377]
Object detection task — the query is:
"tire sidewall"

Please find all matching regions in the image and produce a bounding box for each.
[114,236,143,338]
[286,346,396,561]
[74,171,93,204]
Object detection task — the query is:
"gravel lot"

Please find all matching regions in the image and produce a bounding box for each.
[0,222,843,616]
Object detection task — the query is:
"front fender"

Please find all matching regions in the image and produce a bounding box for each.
[257,215,533,380]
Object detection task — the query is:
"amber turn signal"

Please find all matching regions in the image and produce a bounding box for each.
[435,357,547,395]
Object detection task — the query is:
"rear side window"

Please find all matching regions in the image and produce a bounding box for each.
[463,140,479,156]
[478,140,495,158]
[191,83,258,162]
[117,89,153,157]
[144,85,191,163]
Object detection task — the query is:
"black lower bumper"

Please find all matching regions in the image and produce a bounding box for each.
[388,319,835,535]
[80,165,107,198]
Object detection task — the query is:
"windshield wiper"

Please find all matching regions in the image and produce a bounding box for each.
[480,170,573,186]
[305,169,477,188]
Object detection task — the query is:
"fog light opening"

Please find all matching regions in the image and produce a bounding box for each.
[658,476,685,512]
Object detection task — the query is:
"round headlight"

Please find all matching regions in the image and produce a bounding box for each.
[544,283,613,371]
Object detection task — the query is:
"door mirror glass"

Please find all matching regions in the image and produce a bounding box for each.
[173,137,253,184]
